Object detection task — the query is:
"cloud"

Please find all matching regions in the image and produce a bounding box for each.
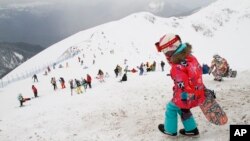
[7,1,52,9]
[147,0,165,13]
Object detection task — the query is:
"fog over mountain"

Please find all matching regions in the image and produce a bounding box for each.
[0,0,216,47]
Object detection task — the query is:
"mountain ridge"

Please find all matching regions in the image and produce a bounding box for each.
[0,42,44,78]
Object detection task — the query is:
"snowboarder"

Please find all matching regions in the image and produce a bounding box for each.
[32,85,38,98]
[209,54,229,81]
[17,93,31,107]
[32,74,38,82]
[155,34,205,137]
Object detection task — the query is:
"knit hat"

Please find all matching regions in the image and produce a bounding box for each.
[155,34,182,55]
[213,54,220,59]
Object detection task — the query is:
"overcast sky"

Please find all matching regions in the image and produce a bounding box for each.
[0,0,216,47]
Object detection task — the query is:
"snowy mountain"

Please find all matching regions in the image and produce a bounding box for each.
[0,0,250,141]
[3,0,250,84]
[0,42,44,78]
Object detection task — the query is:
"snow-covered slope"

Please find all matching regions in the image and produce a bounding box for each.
[0,68,250,141]
[3,0,250,83]
[0,0,250,141]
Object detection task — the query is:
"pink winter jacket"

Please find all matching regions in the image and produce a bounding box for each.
[170,55,205,109]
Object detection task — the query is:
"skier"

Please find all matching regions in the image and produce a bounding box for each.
[209,54,229,81]
[155,34,205,137]
[32,85,38,98]
[32,74,38,82]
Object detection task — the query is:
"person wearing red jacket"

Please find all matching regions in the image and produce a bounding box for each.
[32,85,38,98]
[86,74,92,89]
[155,34,205,137]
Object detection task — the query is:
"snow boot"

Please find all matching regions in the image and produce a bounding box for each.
[179,128,199,137]
[214,78,222,81]
[158,124,177,136]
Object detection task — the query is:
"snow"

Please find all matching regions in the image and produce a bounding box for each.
[0,0,250,140]
[14,52,24,60]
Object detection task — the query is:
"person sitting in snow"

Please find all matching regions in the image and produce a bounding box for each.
[120,73,127,82]
[209,54,229,81]
[96,69,105,82]
[17,93,31,107]
[155,33,206,137]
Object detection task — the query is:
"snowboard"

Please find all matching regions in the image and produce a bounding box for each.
[200,89,228,125]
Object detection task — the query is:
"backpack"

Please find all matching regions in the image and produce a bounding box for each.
[202,64,210,74]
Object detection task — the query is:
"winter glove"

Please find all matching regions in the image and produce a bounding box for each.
[181,92,188,101]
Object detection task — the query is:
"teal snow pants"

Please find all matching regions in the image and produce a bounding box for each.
[164,102,197,134]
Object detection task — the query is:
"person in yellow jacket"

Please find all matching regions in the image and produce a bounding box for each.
[209,54,229,81]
